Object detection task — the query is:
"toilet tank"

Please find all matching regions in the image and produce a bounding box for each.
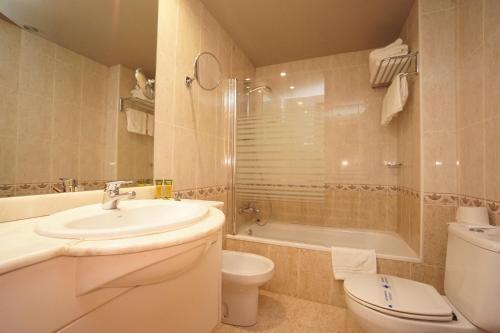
[444,224,500,333]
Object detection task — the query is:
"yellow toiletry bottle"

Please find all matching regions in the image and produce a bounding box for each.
[164,179,173,199]
[155,179,163,199]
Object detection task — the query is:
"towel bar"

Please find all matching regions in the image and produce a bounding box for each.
[372,52,418,88]
[119,97,155,114]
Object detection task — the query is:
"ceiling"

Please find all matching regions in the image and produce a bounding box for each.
[0,0,158,76]
[201,0,415,67]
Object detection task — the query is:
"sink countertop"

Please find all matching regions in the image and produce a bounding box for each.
[0,199,225,275]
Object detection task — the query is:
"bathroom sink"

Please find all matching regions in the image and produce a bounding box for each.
[35,200,209,240]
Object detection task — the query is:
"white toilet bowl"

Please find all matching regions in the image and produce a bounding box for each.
[344,274,484,333]
[221,250,274,326]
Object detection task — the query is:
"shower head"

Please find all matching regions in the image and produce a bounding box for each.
[247,85,272,94]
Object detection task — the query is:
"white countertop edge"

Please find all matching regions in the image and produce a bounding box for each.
[0,200,225,275]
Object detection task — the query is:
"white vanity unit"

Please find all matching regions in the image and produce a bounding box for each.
[0,196,225,333]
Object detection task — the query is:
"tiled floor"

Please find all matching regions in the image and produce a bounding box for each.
[212,290,364,333]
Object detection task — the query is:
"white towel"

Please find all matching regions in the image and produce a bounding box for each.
[381,73,408,126]
[370,38,403,57]
[331,246,377,280]
[146,113,154,137]
[369,42,409,84]
[130,87,154,102]
[125,108,147,135]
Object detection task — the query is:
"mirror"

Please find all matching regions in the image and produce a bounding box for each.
[0,0,158,197]
[186,52,222,91]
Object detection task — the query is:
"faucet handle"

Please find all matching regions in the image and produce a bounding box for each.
[59,178,78,192]
[104,180,133,193]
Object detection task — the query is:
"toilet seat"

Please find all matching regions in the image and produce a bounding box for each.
[344,274,453,322]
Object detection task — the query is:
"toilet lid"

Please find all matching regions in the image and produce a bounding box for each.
[344,274,453,321]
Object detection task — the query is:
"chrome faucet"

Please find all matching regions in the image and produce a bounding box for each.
[52,178,78,193]
[102,181,136,210]
[239,202,260,215]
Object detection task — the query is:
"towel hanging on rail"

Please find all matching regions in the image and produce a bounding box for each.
[125,108,147,135]
[381,73,408,126]
[146,113,154,137]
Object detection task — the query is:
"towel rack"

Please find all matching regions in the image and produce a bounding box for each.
[119,97,155,114]
[372,52,419,88]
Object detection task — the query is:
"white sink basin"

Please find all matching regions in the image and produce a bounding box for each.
[35,200,209,240]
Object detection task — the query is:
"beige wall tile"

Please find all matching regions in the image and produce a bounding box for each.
[411,263,445,294]
[484,42,500,120]
[0,21,20,91]
[457,47,484,129]
[239,240,270,257]
[296,249,334,305]
[485,117,500,202]
[420,0,457,14]
[172,126,198,190]
[0,88,18,138]
[422,131,457,193]
[17,92,53,143]
[54,60,83,103]
[78,143,104,181]
[264,245,300,296]
[378,258,412,279]
[16,138,51,183]
[0,136,17,184]
[457,0,484,64]
[457,123,485,198]
[50,142,79,181]
[422,204,455,267]
[52,100,80,144]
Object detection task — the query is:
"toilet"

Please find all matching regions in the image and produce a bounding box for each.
[221,250,275,326]
[345,223,500,333]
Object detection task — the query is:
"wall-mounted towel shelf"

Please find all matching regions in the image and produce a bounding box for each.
[372,52,418,88]
[119,97,155,114]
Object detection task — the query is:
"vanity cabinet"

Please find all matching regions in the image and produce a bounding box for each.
[0,232,222,333]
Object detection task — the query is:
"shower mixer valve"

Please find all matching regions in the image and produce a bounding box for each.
[239,202,260,215]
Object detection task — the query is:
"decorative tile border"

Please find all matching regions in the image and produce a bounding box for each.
[327,183,420,198]
[174,185,226,200]
[0,180,228,200]
[423,192,458,206]
[424,192,500,224]
[0,179,153,198]
[397,186,421,199]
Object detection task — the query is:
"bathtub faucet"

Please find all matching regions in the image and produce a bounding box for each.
[239,202,260,215]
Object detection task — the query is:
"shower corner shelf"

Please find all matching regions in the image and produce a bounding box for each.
[371,52,419,89]
[119,97,155,113]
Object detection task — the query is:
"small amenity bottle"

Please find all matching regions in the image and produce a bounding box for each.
[154,179,163,199]
[164,179,173,199]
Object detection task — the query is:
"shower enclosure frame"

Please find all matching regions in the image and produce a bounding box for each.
[227,78,273,236]
[228,78,238,235]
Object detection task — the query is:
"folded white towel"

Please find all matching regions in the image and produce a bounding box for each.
[331,246,377,281]
[381,73,408,126]
[370,38,403,57]
[146,113,154,137]
[369,42,409,84]
[130,87,154,102]
[125,108,147,135]
[370,45,408,62]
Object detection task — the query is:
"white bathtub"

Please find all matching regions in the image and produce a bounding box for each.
[227,222,419,262]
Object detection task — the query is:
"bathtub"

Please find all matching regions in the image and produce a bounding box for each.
[227,222,419,262]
